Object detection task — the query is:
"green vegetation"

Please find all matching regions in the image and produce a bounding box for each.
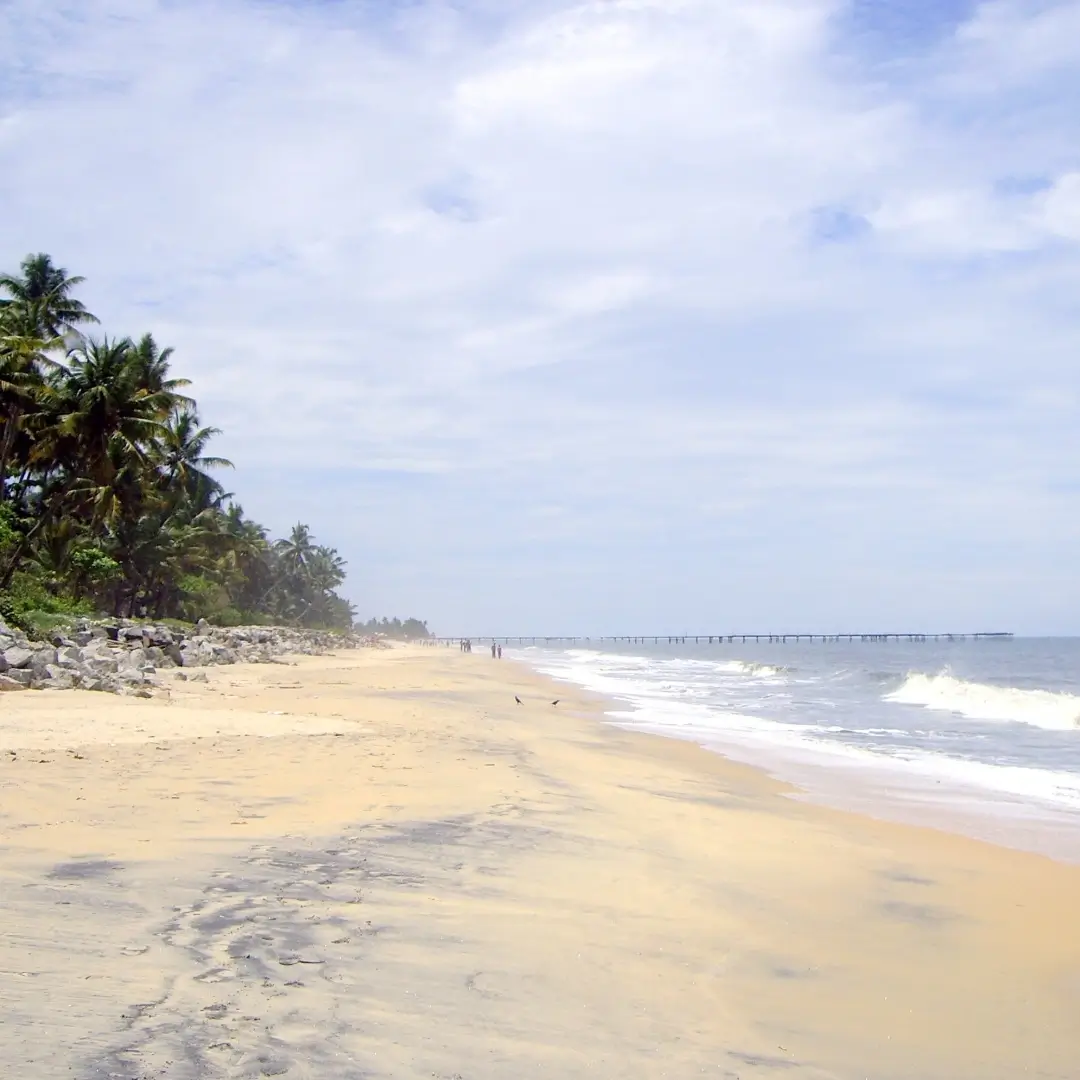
[0,253,355,630]
[355,616,431,640]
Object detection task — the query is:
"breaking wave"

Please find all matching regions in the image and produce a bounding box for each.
[885,673,1080,732]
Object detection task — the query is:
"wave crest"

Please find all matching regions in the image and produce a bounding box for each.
[885,673,1080,731]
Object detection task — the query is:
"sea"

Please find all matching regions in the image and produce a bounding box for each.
[511,638,1080,863]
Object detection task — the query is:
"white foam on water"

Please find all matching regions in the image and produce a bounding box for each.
[886,672,1080,731]
[522,645,1080,859]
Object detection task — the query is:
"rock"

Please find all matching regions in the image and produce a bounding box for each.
[2,647,33,669]
[56,646,82,669]
[30,647,58,673]
[7,619,357,695]
[0,675,28,691]
[41,664,75,689]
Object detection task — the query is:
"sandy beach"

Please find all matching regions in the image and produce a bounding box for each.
[2,645,1079,1080]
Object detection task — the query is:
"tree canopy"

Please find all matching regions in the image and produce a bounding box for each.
[0,253,355,630]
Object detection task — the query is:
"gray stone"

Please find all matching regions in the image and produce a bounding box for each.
[0,674,28,692]
[3,647,33,669]
[196,618,211,634]
[41,665,75,689]
[3,667,32,686]
[30,647,58,672]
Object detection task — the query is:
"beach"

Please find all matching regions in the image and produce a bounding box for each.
[2,645,1079,1080]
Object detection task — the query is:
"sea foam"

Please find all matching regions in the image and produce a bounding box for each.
[885,673,1080,731]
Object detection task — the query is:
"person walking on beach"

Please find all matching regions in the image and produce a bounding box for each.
[491,642,497,659]
[497,644,503,659]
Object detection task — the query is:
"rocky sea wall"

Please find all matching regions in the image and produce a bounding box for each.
[0,617,368,695]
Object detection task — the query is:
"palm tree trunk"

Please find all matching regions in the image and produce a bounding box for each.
[0,406,21,503]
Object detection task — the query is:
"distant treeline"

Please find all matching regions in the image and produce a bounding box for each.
[0,253,354,630]
[356,617,431,640]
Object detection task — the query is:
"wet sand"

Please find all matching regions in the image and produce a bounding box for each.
[2,645,1079,1079]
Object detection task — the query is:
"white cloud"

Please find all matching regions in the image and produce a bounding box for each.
[1038,172,1080,240]
[1,0,1079,630]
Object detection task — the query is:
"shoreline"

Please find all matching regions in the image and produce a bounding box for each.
[513,643,1080,865]
[2,645,1080,1078]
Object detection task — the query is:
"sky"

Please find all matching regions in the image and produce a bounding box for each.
[2,0,1079,635]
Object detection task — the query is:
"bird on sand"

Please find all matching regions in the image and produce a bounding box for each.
[515,695,523,705]
[551,699,560,706]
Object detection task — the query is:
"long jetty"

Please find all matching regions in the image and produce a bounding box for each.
[434,632,1014,645]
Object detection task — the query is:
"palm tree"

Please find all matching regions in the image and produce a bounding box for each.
[0,255,359,626]
[52,336,170,484]
[127,333,193,402]
[275,523,315,576]
[0,327,49,501]
[0,253,98,342]
[158,409,232,498]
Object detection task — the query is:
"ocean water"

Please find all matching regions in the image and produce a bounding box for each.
[513,638,1080,862]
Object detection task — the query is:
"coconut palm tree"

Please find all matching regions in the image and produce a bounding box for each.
[157,409,232,498]
[0,254,358,627]
[127,333,193,402]
[52,336,170,484]
[0,253,98,341]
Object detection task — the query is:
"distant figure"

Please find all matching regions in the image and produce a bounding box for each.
[551,699,560,706]
[497,645,503,659]
[491,642,497,659]
[515,695,523,705]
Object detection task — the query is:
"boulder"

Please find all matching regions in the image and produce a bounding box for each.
[56,646,82,668]
[3,646,33,669]
[41,664,75,689]
[30,647,58,673]
[0,675,28,692]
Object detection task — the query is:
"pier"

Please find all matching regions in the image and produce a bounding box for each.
[434,632,1014,646]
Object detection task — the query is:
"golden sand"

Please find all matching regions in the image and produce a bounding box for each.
[1,645,1078,1079]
